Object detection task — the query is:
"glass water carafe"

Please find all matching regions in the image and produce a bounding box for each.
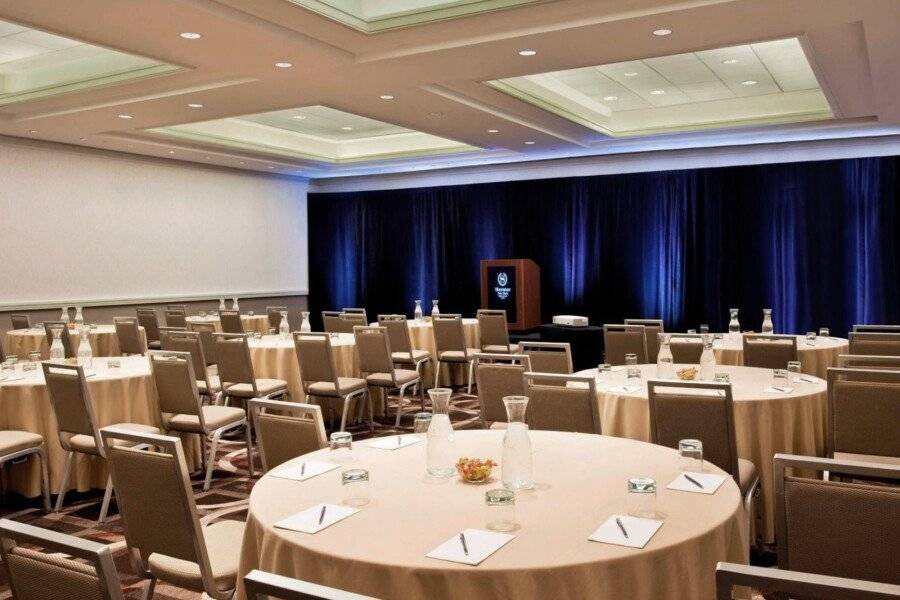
[300,311,311,333]
[656,334,674,379]
[279,311,290,338]
[761,308,774,334]
[426,388,455,477]
[431,299,440,317]
[501,395,534,491]
[728,308,740,336]
[699,339,716,380]
[59,306,70,324]
[74,306,84,327]
[218,298,226,311]
[232,296,240,311]
[77,328,93,368]
[49,327,66,362]
[414,299,423,321]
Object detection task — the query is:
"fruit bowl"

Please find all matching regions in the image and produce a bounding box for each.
[676,367,698,381]
[456,457,497,484]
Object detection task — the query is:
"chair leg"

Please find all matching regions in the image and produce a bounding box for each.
[54,451,75,512]
[244,421,255,478]
[395,385,407,428]
[141,576,157,600]
[434,360,441,389]
[38,448,51,512]
[99,475,114,522]
[467,360,474,395]
[203,430,223,491]
[339,396,351,432]
[367,391,374,430]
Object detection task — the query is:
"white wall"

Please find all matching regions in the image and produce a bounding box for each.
[0,137,309,309]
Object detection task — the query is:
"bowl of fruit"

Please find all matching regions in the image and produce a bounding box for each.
[676,367,698,381]
[456,457,497,484]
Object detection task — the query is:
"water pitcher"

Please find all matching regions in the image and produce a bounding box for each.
[699,338,716,380]
[76,328,93,369]
[414,299,423,321]
[218,298,226,311]
[49,327,66,362]
[728,308,740,337]
[431,299,440,317]
[656,334,674,379]
[426,388,455,477]
[74,306,84,328]
[232,297,240,311]
[300,311,311,332]
[501,396,534,491]
[279,311,290,339]
[59,306,70,324]
[761,308,774,334]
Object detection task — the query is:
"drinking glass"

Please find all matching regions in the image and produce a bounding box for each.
[597,363,612,382]
[625,354,640,381]
[268,328,277,336]
[699,324,710,334]
[772,369,789,388]
[627,478,658,519]
[805,331,817,345]
[413,412,432,434]
[29,351,41,364]
[247,310,254,317]
[329,432,353,463]
[107,359,121,369]
[199,310,207,318]
[485,489,517,532]
[341,469,371,507]
[1,358,16,372]
[687,329,697,334]
[713,372,730,383]
[787,361,802,378]
[678,439,704,472]
[819,327,830,338]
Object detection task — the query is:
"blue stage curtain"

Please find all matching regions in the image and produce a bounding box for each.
[308,156,899,335]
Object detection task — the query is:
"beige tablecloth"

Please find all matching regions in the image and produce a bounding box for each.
[249,334,357,403]
[575,363,828,544]
[5,325,146,360]
[237,430,745,600]
[709,334,848,378]
[186,314,270,335]
[0,356,199,498]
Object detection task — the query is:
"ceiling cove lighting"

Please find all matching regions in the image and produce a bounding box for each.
[518,49,537,56]
[179,32,201,39]
[652,28,672,36]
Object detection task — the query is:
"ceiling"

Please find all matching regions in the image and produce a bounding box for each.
[0,0,897,180]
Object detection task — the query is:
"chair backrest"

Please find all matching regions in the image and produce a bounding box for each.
[668,333,704,364]
[189,321,218,365]
[244,569,379,600]
[848,332,900,356]
[41,362,101,455]
[294,332,338,390]
[517,341,572,374]
[473,353,530,423]
[0,338,4,362]
[853,324,900,333]
[43,321,74,358]
[160,330,209,389]
[603,324,647,365]
[476,309,510,350]
[376,314,413,354]
[218,310,244,334]
[10,314,30,330]
[166,304,187,312]
[321,311,343,333]
[647,380,740,483]
[837,354,900,370]
[522,372,601,434]
[113,317,145,356]
[135,309,161,344]
[100,428,223,597]
[826,367,900,459]
[715,562,900,600]
[774,454,900,586]
[742,334,798,369]
[164,309,187,328]
[625,319,664,362]
[213,333,256,390]
[0,519,125,600]
[148,351,203,421]
[248,399,327,472]
[353,326,394,378]
[342,307,368,322]
[267,306,288,331]
[432,314,466,356]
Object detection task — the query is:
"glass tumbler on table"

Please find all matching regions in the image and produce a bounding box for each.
[678,439,704,472]
[485,489,517,532]
[805,331,817,345]
[342,469,371,507]
[772,369,789,389]
[413,412,432,434]
[787,361,802,379]
[625,354,641,381]
[627,478,658,519]
[819,327,830,338]
[329,431,353,463]
[597,363,612,382]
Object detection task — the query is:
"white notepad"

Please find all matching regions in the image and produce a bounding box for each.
[271,461,339,482]
[426,528,515,566]
[666,472,727,495]
[274,503,358,534]
[608,385,641,393]
[364,435,424,450]
[764,385,794,394]
[589,515,663,549]
[792,375,820,384]
[0,374,23,382]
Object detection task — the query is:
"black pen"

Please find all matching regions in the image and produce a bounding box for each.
[318,505,327,525]
[615,517,629,539]
[300,463,306,476]
[683,473,704,489]
[397,435,402,447]
[459,532,469,555]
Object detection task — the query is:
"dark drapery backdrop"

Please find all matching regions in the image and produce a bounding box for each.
[308,156,900,336]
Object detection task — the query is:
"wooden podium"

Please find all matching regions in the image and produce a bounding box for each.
[480,259,541,331]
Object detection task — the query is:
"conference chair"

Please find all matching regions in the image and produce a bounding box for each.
[342,307,368,322]
[0,430,51,512]
[625,318,664,362]
[164,308,187,328]
[100,428,246,600]
[837,354,900,370]
[647,380,759,520]
[473,353,530,427]
[773,454,900,586]
[248,399,327,472]
[668,333,705,364]
[166,304,187,312]
[518,341,572,374]
[42,362,159,522]
[432,314,478,394]
[0,519,125,600]
[376,314,431,380]
[244,570,380,600]
[149,350,250,489]
[354,326,422,426]
[321,311,344,333]
[602,324,648,365]
[10,314,30,330]
[476,309,520,353]
[0,338,6,362]
[43,320,74,358]
[715,562,900,600]
[294,332,368,432]
[848,332,900,356]
[114,316,146,355]
[161,329,219,399]
[267,306,288,331]
[742,334,798,369]
[190,321,219,366]
[322,311,365,334]
[852,324,900,333]
[136,308,162,350]
[826,367,900,465]
[219,310,244,334]
[522,372,601,434]
[214,333,288,407]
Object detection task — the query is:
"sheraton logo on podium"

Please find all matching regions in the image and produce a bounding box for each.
[495,272,511,299]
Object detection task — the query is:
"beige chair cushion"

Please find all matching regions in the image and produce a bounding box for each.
[438,349,479,362]
[489,422,508,430]
[366,369,419,387]
[147,519,244,593]
[197,375,221,395]
[165,406,246,434]
[833,451,900,466]
[0,430,44,456]
[148,341,162,350]
[737,458,757,495]
[307,377,367,397]
[224,379,287,398]
[483,344,521,354]
[65,423,159,455]
[391,350,430,363]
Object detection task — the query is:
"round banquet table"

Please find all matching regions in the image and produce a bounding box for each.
[573,363,828,544]
[236,430,746,600]
[5,325,146,360]
[371,318,480,386]
[708,333,848,378]
[0,356,199,499]
[186,314,271,335]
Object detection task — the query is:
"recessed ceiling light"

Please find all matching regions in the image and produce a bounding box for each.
[274,62,293,68]
[188,103,203,108]
[239,161,246,165]
[268,166,274,169]
[487,129,499,133]
[524,141,536,145]
[341,126,353,131]
[603,95,618,101]
[27,130,36,134]
[204,156,210,159]
[379,94,394,100]
[518,49,537,56]
[180,32,201,40]
[117,114,133,119]
[722,58,739,65]
[624,71,638,77]
[741,79,758,86]
[650,89,666,95]
[168,150,175,154]
[79,137,86,141]
[428,111,444,117]
[291,115,307,120]
[652,28,672,36]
